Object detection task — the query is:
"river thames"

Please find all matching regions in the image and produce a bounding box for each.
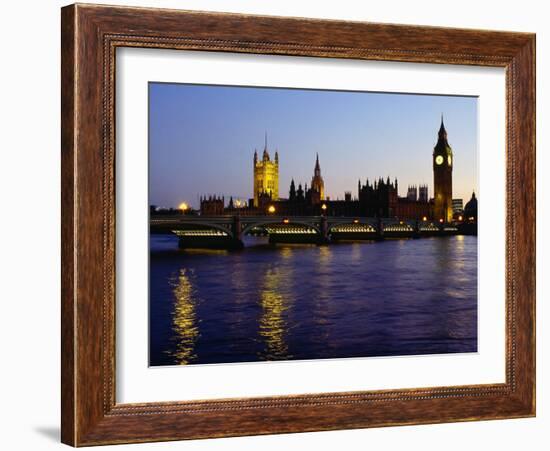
[149,235,477,366]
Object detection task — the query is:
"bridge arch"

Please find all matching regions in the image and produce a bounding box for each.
[328,222,378,234]
[241,219,322,237]
[168,222,234,238]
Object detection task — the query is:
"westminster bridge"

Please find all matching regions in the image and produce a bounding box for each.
[150,215,474,249]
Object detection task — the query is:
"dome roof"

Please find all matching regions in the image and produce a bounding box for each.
[464,192,477,217]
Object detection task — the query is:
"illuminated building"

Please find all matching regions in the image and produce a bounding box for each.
[394,195,431,220]
[253,133,279,207]
[310,153,325,203]
[231,120,466,220]
[433,116,454,222]
[452,198,464,214]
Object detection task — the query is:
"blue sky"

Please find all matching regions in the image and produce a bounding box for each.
[149,83,477,209]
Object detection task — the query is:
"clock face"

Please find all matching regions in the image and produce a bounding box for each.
[448,155,452,166]
[435,155,444,165]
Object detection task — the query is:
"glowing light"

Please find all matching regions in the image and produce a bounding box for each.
[384,224,413,232]
[178,202,189,211]
[422,216,428,221]
[259,269,289,360]
[170,269,199,365]
[353,219,359,224]
[321,204,327,210]
[268,205,276,214]
[332,224,375,233]
[174,230,227,237]
[283,218,289,224]
[439,218,444,223]
[458,215,463,221]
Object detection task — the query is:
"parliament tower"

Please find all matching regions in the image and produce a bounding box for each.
[253,133,279,207]
[433,116,453,222]
[310,153,325,201]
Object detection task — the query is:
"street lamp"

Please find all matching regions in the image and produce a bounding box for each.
[321,203,327,214]
[268,205,276,214]
[178,202,189,212]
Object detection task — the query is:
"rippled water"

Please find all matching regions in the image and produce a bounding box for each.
[149,235,477,366]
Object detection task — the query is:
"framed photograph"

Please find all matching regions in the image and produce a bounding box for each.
[61,4,536,446]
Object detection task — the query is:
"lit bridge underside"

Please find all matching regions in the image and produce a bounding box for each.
[150,215,469,250]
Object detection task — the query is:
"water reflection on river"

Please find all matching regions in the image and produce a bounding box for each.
[149,235,477,366]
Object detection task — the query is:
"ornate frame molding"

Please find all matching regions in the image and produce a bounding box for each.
[61,4,535,446]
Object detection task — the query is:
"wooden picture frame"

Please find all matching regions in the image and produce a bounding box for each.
[61,3,535,446]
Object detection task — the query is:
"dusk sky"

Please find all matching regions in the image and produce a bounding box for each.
[149,83,477,209]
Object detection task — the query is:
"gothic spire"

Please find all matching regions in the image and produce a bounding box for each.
[438,114,448,140]
[314,153,321,179]
[434,114,452,155]
[289,179,296,199]
[262,132,270,160]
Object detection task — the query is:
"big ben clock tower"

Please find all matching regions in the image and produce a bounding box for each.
[433,116,453,222]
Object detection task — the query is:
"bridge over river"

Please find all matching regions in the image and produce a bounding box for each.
[150,215,474,250]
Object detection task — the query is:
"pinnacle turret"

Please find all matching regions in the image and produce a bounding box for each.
[438,114,448,141]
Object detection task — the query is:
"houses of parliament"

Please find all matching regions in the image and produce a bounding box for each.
[201,119,473,221]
